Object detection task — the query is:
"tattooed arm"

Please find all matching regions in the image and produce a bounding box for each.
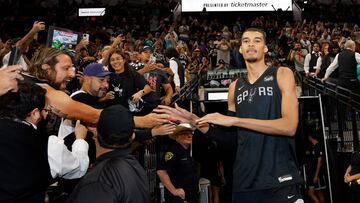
[41,85,168,128]
[42,85,101,124]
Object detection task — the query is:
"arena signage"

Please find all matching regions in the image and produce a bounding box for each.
[78,8,106,17]
[181,0,292,12]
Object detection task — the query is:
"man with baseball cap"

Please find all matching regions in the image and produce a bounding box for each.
[58,63,112,140]
[136,46,173,112]
[81,63,113,102]
[137,45,156,75]
[157,123,199,203]
[67,105,149,203]
[57,63,112,195]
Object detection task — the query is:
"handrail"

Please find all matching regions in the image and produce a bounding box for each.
[304,77,360,111]
[170,73,201,106]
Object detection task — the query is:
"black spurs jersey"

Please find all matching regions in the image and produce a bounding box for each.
[233,66,302,192]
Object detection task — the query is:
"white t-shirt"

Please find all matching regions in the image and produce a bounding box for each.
[2,52,28,72]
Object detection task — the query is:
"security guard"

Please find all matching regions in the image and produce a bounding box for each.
[157,123,199,203]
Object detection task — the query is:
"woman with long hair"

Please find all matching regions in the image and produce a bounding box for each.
[106,49,152,112]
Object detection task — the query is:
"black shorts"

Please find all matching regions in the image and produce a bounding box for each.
[232,184,304,203]
[307,174,327,190]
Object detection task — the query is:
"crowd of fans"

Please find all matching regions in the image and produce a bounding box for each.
[1,0,360,202]
[1,1,359,80]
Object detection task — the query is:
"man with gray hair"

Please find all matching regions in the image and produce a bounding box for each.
[322,39,360,94]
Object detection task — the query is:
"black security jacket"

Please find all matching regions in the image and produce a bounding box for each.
[66,148,149,203]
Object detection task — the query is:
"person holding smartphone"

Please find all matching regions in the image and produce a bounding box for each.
[2,21,45,72]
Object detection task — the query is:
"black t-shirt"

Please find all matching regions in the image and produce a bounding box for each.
[108,70,146,109]
[305,142,324,177]
[65,91,101,163]
[72,91,103,109]
[142,68,169,108]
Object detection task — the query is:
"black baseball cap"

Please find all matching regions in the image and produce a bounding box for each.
[97,105,134,148]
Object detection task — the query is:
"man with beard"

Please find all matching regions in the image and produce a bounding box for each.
[157,28,303,203]
[56,63,111,196]
[25,47,168,128]
[58,63,112,161]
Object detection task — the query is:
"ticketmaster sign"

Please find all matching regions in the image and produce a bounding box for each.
[181,0,292,12]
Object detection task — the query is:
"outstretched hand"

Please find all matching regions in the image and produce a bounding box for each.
[139,113,169,129]
[154,103,197,125]
[196,113,235,127]
[151,124,176,136]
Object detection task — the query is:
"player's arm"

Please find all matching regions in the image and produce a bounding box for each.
[197,67,298,137]
[192,81,237,147]
[227,80,236,112]
[195,80,237,134]
[154,80,238,134]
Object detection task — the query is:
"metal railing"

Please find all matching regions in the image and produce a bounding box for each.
[302,77,360,203]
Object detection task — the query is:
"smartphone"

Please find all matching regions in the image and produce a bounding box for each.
[8,47,21,66]
[83,33,90,41]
